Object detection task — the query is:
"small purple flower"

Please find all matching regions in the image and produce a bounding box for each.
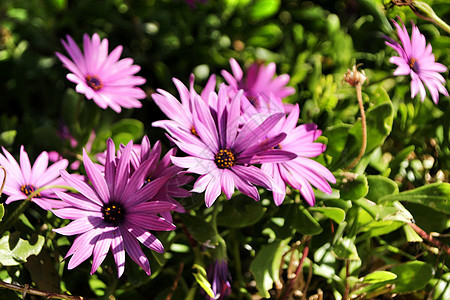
[261,104,336,206]
[167,85,296,207]
[221,58,295,107]
[206,259,232,300]
[0,146,68,210]
[56,33,146,113]
[385,17,448,104]
[152,74,216,135]
[52,139,178,277]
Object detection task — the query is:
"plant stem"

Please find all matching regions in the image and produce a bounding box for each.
[0,185,70,235]
[0,280,87,300]
[0,166,6,196]
[279,238,310,300]
[343,259,350,300]
[409,223,450,255]
[345,83,367,170]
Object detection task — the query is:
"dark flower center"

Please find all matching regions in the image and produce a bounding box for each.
[20,184,40,197]
[409,57,419,72]
[101,203,125,225]
[214,149,235,169]
[144,176,151,186]
[274,144,282,149]
[85,75,104,91]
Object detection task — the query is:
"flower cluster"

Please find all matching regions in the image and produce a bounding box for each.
[152,60,336,207]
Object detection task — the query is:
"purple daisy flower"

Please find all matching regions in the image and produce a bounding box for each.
[0,146,68,210]
[52,139,178,277]
[167,85,296,207]
[385,17,448,104]
[261,104,336,206]
[152,74,216,135]
[205,259,232,300]
[221,58,295,108]
[56,33,146,113]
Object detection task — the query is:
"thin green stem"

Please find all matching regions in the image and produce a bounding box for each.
[0,185,71,235]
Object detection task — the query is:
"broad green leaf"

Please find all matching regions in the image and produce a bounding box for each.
[89,275,107,297]
[217,194,266,228]
[360,220,403,238]
[362,271,397,284]
[193,264,215,298]
[292,205,322,235]
[249,0,280,21]
[0,234,45,266]
[247,23,283,48]
[250,239,289,298]
[366,175,398,203]
[111,119,144,142]
[428,272,450,300]
[353,199,412,223]
[380,183,450,214]
[334,174,368,201]
[309,207,345,223]
[333,237,359,260]
[178,214,218,246]
[390,261,433,293]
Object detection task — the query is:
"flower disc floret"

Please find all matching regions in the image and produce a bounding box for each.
[85,75,103,91]
[214,149,235,169]
[20,184,40,197]
[101,203,125,225]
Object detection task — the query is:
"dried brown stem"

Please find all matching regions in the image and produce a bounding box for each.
[345,83,367,170]
[0,280,87,299]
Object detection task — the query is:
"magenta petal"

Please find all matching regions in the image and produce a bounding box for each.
[83,148,110,202]
[67,229,101,270]
[120,227,151,275]
[124,222,165,253]
[111,229,126,277]
[90,230,113,275]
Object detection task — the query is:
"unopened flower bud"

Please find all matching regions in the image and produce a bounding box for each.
[343,65,367,87]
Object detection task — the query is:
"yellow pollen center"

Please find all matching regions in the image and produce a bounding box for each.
[85,75,104,91]
[191,126,199,137]
[20,184,40,197]
[102,203,125,225]
[409,57,416,69]
[215,149,235,169]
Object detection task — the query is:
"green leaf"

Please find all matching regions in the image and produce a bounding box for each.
[360,220,403,238]
[334,174,368,201]
[390,261,434,293]
[0,130,16,147]
[111,119,144,143]
[193,264,215,298]
[178,214,218,246]
[353,198,411,222]
[292,205,322,235]
[217,194,266,228]
[366,175,398,203]
[0,204,4,222]
[403,224,422,242]
[0,234,45,266]
[333,237,359,260]
[249,0,280,21]
[362,271,397,284]
[250,239,289,298]
[380,183,450,214]
[309,207,345,223]
[247,23,283,48]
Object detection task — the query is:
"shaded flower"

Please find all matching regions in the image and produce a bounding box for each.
[167,85,296,207]
[385,17,448,104]
[205,259,232,300]
[152,74,216,135]
[261,104,336,206]
[0,146,68,210]
[221,58,295,109]
[52,139,178,277]
[56,33,146,113]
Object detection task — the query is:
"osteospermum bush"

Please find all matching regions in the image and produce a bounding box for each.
[0,1,449,299]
